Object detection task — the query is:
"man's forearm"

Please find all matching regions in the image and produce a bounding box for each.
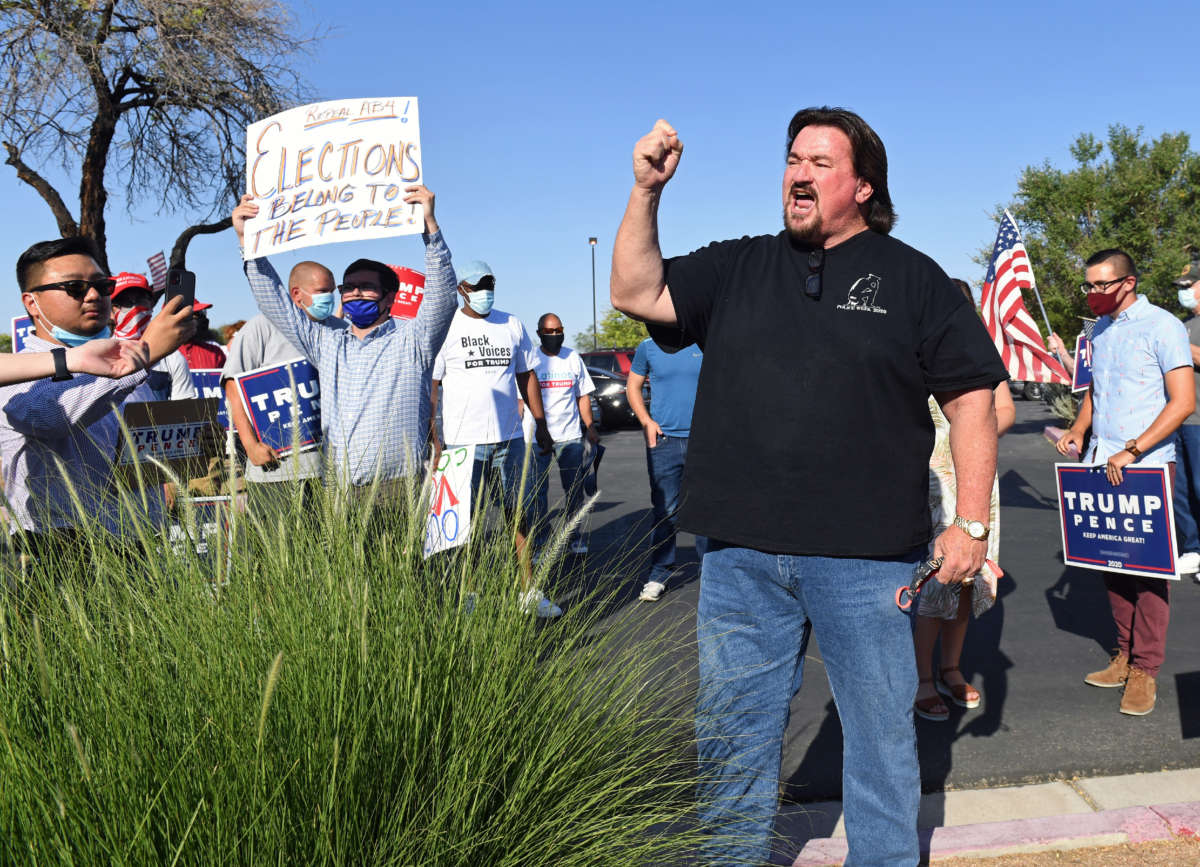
[625,376,652,426]
[519,371,547,421]
[1069,390,1093,435]
[611,187,673,324]
[224,379,260,451]
[941,388,998,522]
[577,394,595,428]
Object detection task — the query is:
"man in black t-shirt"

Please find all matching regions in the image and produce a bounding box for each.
[611,108,1007,865]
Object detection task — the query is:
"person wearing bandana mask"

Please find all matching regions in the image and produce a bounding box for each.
[1170,263,1200,582]
[110,272,196,400]
[233,185,457,491]
[178,301,227,370]
[431,262,559,617]
[524,313,599,557]
[220,261,345,501]
[1057,249,1193,716]
[0,236,195,557]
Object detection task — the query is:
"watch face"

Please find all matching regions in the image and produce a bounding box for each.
[968,521,985,538]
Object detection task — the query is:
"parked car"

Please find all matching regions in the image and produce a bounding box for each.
[579,349,635,376]
[587,366,648,430]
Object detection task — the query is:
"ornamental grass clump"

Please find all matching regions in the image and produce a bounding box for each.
[0,468,708,865]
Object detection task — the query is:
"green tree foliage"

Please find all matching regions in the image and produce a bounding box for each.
[0,334,11,353]
[574,306,647,350]
[993,125,1200,337]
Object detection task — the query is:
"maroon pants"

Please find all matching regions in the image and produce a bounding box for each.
[1103,462,1174,678]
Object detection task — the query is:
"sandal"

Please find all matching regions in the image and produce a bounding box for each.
[914,677,949,721]
[937,666,981,709]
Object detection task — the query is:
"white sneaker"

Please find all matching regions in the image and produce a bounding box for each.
[1177,551,1200,575]
[639,580,666,602]
[569,538,589,555]
[519,588,563,619]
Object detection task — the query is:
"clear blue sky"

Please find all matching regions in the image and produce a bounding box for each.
[2,0,1197,343]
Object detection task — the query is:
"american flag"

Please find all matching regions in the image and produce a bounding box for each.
[146,251,167,291]
[980,210,1070,385]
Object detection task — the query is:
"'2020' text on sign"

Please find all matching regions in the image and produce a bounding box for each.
[243,97,422,257]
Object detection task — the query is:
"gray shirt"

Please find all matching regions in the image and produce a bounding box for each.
[1186,315,1200,426]
[0,335,163,534]
[220,313,344,483]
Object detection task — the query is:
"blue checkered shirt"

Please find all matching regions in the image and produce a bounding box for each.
[243,231,457,485]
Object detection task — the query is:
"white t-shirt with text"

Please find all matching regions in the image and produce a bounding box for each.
[433,308,536,446]
[530,346,595,442]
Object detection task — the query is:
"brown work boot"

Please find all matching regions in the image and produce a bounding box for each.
[1084,651,1129,687]
[1120,667,1157,716]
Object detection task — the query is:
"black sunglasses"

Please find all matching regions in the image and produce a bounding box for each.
[805,249,825,300]
[29,277,117,300]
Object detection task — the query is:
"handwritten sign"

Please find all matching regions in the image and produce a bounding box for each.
[424,445,473,557]
[190,369,230,429]
[11,316,33,352]
[389,265,425,319]
[1071,333,1092,393]
[233,357,321,455]
[243,97,422,257]
[1056,463,1178,579]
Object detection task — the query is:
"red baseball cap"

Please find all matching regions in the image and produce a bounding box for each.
[193,300,213,312]
[111,271,151,303]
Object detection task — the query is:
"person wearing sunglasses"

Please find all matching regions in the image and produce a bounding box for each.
[0,236,196,558]
[232,184,457,494]
[611,108,1007,865]
[1056,249,1193,716]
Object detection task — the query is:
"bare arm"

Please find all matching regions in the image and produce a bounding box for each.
[577,393,599,445]
[224,378,277,468]
[993,381,1015,437]
[932,387,998,584]
[1057,388,1093,457]
[1046,332,1075,376]
[625,370,662,447]
[611,120,683,326]
[517,370,552,454]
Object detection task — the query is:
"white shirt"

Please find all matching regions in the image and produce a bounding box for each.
[155,351,199,400]
[530,346,594,441]
[433,308,536,446]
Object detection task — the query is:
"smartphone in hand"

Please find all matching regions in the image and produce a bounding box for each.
[164,268,196,310]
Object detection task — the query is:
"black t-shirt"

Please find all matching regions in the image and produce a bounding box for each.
[651,229,1007,557]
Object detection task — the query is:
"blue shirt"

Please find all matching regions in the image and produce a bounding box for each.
[630,338,703,437]
[1088,295,1190,465]
[243,230,457,485]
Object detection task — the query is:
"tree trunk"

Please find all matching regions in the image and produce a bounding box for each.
[78,109,119,272]
[170,217,234,269]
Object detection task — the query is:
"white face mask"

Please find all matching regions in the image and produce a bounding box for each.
[1178,287,1198,311]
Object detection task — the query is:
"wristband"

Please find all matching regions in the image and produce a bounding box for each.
[50,347,73,382]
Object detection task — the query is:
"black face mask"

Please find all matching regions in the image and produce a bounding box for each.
[539,334,564,354]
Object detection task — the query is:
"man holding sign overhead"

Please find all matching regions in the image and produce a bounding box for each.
[1056,248,1193,716]
[232,184,456,489]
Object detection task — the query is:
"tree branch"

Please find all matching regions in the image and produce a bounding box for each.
[3,140,79,236]
[170,216,233,269]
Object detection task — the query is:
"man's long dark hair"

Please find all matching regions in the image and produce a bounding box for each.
[786,107,896,235]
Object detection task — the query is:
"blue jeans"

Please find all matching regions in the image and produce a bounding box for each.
[456,438,533,519]
[647,434,707,584]
[695,542,922,866]
[1174,425,1200,553]
[533,437,590,545]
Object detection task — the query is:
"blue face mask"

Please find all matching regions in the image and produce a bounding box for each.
[466,289,495,316]
[1178,287,1197,311]
[306,291,336,320]
[342,297,382,328]
[33,300,111,347]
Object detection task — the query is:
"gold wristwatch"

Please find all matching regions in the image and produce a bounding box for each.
[1124,439,1142,458]
[952,514,990,541]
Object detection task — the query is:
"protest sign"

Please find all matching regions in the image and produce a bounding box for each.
[389,265,425,319]
[243,97,422,257]
[190,369,230,429]
[233,357,320,455]
[116,398,224,486]
[11,315,33,352]
[1056,463,1178,579]
[1071,333,1092,393]
[424,445,473,557]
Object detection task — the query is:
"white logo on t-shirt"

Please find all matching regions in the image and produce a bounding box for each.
[836,274,887,314]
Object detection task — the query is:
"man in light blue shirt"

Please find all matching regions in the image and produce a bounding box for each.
[626,337,705,601]
[232,186,456,488]
[1057,248,1193,716]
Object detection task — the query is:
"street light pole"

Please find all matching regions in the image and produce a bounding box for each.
[588,236,598,351]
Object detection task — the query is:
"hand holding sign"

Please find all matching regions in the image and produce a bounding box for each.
[402,184,437,234]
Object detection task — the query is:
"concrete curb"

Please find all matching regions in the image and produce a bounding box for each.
[791,800,1200,865]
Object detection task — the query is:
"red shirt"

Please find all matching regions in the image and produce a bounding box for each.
[179,340,227,370]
